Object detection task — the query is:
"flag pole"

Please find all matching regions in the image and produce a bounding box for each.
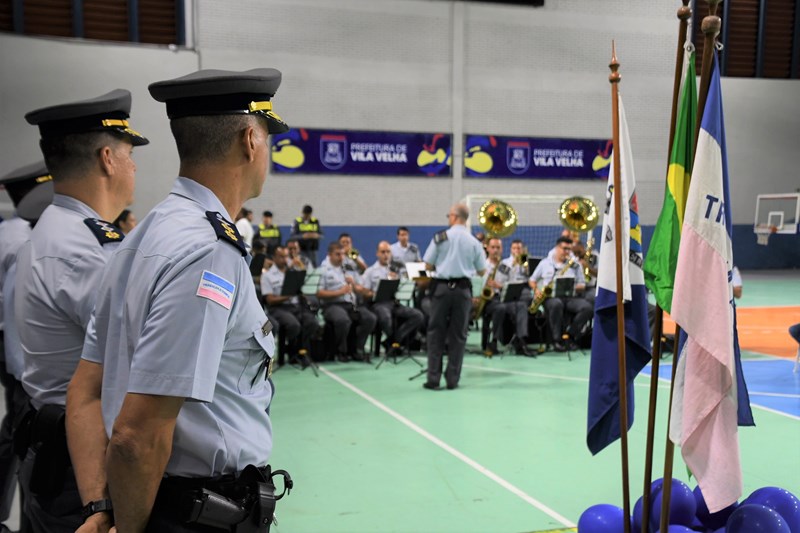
[641,2,692,531]
[609,40,632,533]
[659,2,721,532]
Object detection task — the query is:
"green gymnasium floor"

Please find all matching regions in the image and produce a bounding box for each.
[268,271,800,533]
[1,272,797,531]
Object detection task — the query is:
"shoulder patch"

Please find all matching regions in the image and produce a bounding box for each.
[434,230,448,244]
[196,270,235,309]
[83,218,124,245]
[206,211,247,256]
[498,263,510,275]
[409,243,418,253]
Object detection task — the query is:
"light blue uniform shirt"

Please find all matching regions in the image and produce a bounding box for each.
[500,256,529,284]
[390,241,421,264]
[361,262,396,293]
[82,177,275,478]
[260,264,300,305]
[317,262,356,305]
[423,224,486,279]
[530,255,586,287]
[0,217,31,332]
[15,195,120,409]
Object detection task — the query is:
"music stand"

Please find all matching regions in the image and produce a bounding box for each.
[281,270,306,296]
[501,282,526,303]
[404,262,428,280]
[553,277,575,298]
[373,279,400,303]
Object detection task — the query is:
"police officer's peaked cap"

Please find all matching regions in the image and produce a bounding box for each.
[0,160,52,207]
[148,68,290,134]
[25,89,149,146]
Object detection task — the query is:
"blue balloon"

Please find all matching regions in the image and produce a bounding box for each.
[744,487,800,533]
[694,484,738,529]
[650,479,697,530]
[727,503,791,533]
[633,496,644,533]
[578,504,626,533]
[659,526,693,533]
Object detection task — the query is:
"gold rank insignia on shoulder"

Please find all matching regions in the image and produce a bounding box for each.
[83,218,125,245]
[205,211,247,256]
[434,230,448,244]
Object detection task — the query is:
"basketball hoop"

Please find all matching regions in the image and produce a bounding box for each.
[755,224,777,246]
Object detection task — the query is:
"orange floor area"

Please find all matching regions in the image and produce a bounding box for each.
[662,306,800,358]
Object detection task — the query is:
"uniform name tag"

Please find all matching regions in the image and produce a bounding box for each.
[196,270,235,309]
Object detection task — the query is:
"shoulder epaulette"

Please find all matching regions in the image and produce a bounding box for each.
[498,263,510,275]
[206,211,247,256]
[434,230,448,244]
[83,218,124,245]
[409,243,418,253]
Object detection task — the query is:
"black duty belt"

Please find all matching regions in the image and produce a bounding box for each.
[154,464,292,532]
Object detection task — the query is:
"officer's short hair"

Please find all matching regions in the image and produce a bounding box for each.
[487,237,502,246]
[263,210,273,218]
[328,242,343,254]
[252,241,266,253]
[286,237,299,244]
[302,205,313,214]
[511,239,523,246]
[454,203,469,222]
[556,236,573,245]
[39,131,127,181]
[170,114,266,165]
[338,233,351,241]
[397,226,409,235]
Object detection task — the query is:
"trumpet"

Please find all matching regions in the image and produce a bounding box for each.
[347,248,360,261]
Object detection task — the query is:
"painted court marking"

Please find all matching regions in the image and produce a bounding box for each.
[319,366,576,528]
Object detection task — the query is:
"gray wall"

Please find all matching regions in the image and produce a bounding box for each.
[1,0,798,228]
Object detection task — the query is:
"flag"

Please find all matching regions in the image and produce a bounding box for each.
[586,95,652,455]
[668,53,753,513]
[643,50,697,313]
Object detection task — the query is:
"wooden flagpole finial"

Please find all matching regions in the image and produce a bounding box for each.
[609,40,621,84]
[678,0,692,21]
[702,0,722,39]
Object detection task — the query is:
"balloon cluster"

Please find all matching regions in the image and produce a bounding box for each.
[578,480,799,532]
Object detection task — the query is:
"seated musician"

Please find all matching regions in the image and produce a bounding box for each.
[572,240,598,306]
[528,236,593,352]
[484,238,534,357]
[338,233,368,274]
[286,237,313,271]
[261,246,319,365]
[361,241,425,356]
[317,242,377,362]
[501,239,533,306]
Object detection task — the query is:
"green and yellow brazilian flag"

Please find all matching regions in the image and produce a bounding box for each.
[643,50,697,313]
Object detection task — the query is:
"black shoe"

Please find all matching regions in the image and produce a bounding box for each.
[446,383,458,390]
[423,382,442,390]
[484,340,498,357]
[553,342,567,353]
[567,340,579,351]
[517,342,535,357]
[351,350,365,362]
[336,353,351,363]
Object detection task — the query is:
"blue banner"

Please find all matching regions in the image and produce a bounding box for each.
[271,128,452,177]
[464,135,612,179]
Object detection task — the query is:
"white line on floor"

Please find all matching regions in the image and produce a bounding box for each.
[319,366,577,528]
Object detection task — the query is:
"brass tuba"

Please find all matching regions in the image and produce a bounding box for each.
[558,196,599,233]
[478,199,518,238]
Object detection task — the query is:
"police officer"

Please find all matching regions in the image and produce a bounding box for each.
[14,89,148,532]
[262,246,319,365]
[483,238,533,357]
[317,242,377,362]
[362,241,424,356]
[0,161,53,530]
[256,210,282,256]
[423,203,486,390]
[290,204,323,266]
[67,69,291,531]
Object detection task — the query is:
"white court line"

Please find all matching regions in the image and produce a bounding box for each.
[319,366,576,528]
[748,391,800,399]
[463,364,669,389]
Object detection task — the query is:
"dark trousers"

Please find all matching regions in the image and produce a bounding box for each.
[486,300,529,342]
[322,304,377,354]
[371,302,424,345]
[18,448,82,533]
[543,297,593,343]
[0,356,20,523]
[790,323,800,344]
[268,305,319,362]
[426,281,471,388]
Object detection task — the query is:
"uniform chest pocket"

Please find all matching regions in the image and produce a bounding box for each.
[236,324,275,395]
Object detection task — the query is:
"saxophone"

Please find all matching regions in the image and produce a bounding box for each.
[528,258,576,315]
[474,260,500,318]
